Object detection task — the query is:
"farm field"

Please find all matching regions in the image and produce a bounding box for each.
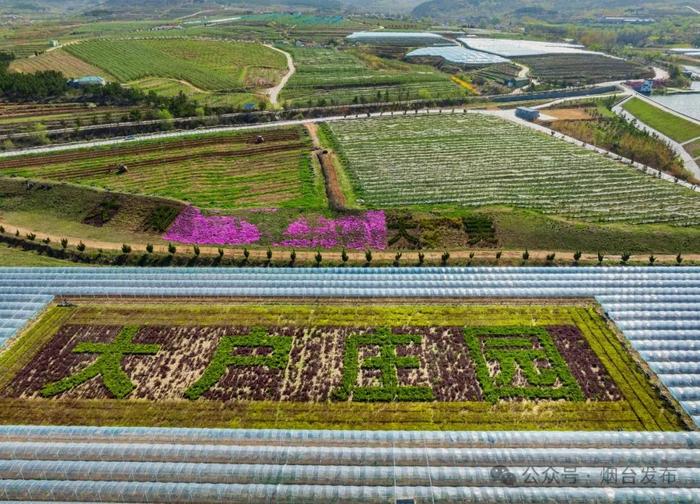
[0,298,685,431]
[517,54,652,85]
[9,49,113,80]
[0,126,321,210]
[327,113,700,225]
[623,97,700,143]
[279,46,465,106]
[27,38,289,106]
[0,102,146,138]
[546,99,697,183]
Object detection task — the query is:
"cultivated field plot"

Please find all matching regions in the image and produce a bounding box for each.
[0,299,684,431]
[328,113,700,225]
[517,54,652,85]
[9,49,113,80]
[280,47,464,106]
[0,127,320,210]
[63,38,287,95]
[0,102,145,137]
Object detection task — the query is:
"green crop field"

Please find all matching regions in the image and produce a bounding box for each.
[0,127,323,210]
[517,54,652,86]
[327,113,700,225]
[280,46,465,106]
[62,38,287,102]
[623,97,700,143]
[0,299,684,431]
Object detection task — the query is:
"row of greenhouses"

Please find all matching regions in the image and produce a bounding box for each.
[0,427,698,502]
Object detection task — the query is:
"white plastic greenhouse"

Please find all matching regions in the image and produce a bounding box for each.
[0,426,699,502]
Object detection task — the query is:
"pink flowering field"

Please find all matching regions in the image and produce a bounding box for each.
[163,206,387,250]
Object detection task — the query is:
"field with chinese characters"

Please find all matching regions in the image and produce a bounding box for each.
[0,298,686,431]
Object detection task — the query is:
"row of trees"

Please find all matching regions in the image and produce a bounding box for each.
[2,227,690,267]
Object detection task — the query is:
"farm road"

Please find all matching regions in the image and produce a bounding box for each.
[264,45,295,106]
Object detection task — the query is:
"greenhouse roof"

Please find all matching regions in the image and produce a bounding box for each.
[346,31,449,46]
[406,45,510,65]
[0,425,698,502]
[458,37,600,57]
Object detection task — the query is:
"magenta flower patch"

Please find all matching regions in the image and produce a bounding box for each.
[275,211,387,250]
[163,206,261,245]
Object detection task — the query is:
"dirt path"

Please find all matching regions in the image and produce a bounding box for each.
[305,122,321,148]
[264,45,295,106]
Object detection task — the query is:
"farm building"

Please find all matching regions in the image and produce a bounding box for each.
[405,45,510,67]
[515,107,540,121]
[67,76,106,87]
[346,31,449,47]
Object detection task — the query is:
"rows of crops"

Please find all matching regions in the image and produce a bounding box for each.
[9,49,112,80]
[64,39,287,92]
[1,127,318,210]
[280,47,465,106]
[328,113,700,225]
[518,54,653,85]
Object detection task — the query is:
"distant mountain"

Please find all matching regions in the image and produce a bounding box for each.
[411,0,688,21]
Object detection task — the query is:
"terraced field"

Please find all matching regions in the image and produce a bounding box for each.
[0,298,683,431]
[328,113,700,225]
[0,127,321,210]
[280,47,465,106]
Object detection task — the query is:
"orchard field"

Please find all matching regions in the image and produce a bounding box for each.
[280,46,465,106]
[0,298,684,431]
[327,113,700,225]
[63,39,287,93]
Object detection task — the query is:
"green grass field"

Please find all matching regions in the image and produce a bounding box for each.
[0,126,323,210]
[327,113,700,225]
[622,97,700,143]
[0,299,685,431]
[280,46,465,106]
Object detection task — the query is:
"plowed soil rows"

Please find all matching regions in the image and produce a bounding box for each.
[50,142,307,180]
[0,130,299,169]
